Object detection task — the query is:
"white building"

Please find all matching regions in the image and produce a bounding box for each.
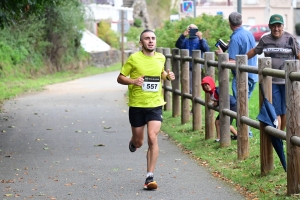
[84,1,134,35]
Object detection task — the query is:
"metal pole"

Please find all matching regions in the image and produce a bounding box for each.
[237,0,241,14]
[193,0,196,18]
[121,10,124,66]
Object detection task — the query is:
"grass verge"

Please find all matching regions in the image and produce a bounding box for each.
[161,84,298,199]
[0,63,121,109]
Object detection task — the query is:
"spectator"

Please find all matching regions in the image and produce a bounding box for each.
[215,12,258,137]
[247,14,300,131]
[117,29,175,190]
[175,23,210,94]
[201,76,238,142]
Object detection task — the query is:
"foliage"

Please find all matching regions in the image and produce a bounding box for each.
[44,0,86,72]
[155,13,232,51]
[125,26,144,46]
[161,84,297,199]
[0,0,89,80]
[97,20,120,49]
[295,23,300,36]
[0,14,49,78]
[0,0,60,28]
[134,18,142,28]
[170,8,179,15]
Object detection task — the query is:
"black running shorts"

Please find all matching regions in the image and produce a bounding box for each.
[129,106,163,127]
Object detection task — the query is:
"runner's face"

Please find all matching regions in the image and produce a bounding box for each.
[269,23,284,39]
[140,32,156,52]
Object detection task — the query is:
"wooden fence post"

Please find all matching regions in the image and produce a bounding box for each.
[218,53,230,147]
[181,49,190,124]
[156,47,162,53]
[236,55,249,159]
[163,48,171,111]
[171,48,181,117]
[192,50,201,130]
[258,57,274,175]
[204,52,215,140]
[286,60,300,195]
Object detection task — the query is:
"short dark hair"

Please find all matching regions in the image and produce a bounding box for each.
[228,12,242,26]
[140,29,154,41]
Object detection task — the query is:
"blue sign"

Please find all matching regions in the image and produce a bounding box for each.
[182,1,193,13]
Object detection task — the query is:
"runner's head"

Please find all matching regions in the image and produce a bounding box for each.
[139,29,156,53]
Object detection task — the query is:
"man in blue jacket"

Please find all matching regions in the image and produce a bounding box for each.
[175,24,210,94]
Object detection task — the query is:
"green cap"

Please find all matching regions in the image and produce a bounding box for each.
[269,14,284,25]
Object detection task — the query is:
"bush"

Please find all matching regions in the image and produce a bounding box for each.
[133,18,142,28]
[97,21,120,49]
[0,0,88,80]
[154,13,232,51]
[295,23,300,36]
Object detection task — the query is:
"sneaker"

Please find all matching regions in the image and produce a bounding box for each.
[143,176,157,190]
[129,141,136,152]
[231,135,237,140]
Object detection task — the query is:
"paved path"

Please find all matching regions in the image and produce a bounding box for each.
[0,71,245,199]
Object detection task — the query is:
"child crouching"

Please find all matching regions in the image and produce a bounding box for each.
[201,76,238,142]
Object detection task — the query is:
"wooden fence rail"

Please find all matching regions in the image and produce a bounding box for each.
[159,47,300,196]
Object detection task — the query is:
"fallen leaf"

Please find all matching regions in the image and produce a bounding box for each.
[103,126,111,129]
[94,144,105,147]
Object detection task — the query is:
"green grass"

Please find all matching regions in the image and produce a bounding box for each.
[0,63,122,106]
[161,83,299,199]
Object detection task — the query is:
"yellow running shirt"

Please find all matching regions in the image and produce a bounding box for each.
[120,51,166,107]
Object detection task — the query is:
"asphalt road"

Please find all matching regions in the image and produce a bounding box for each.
[0,71,245,200]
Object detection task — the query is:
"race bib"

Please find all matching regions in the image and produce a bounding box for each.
[142,76,160,92]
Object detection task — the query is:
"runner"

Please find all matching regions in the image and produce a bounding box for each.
[117,29,175,190]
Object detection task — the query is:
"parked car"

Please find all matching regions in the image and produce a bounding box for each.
[246,24,270,41]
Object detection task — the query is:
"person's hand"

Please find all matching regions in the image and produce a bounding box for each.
[133,76,144,86]
[166,69,175,81]
[183,29,189,37]
[196,31,202,40]
[215,45,223,55]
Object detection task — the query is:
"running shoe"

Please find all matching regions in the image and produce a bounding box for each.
[143,176,157,190]
[129,141,136,152]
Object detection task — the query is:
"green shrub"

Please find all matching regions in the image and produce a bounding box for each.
[97,20,120,49]
[155,13,231,51]
[133,18,142,27]
[125,26,144,46]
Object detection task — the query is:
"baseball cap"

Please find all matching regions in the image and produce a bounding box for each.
[269,14,284,25]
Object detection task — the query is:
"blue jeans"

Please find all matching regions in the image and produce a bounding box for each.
[232,77,256,99]
[272,84,286,116]
[232,77,257,137]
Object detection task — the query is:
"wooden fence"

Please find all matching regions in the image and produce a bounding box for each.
[156,47,300,196]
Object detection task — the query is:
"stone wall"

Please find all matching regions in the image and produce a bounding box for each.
[89,50,121,67]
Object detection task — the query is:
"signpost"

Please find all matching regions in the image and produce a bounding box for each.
[181,1,193,13]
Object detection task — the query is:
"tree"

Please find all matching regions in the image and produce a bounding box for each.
[0,0,60,28]
[155,13,232,52]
